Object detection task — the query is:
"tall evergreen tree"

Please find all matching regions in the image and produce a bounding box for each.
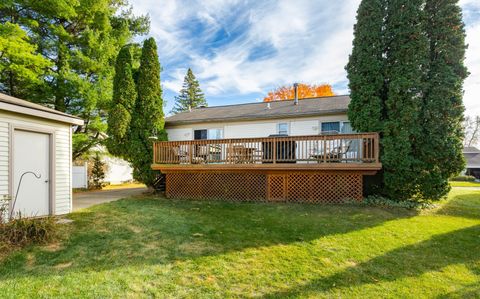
[417,0,468,199]
[171,68,206,114]
[107,45,137,157]
[129,38,167,186]
[346,0,386,133]
[382,0,429,200]
[347,0,467,201]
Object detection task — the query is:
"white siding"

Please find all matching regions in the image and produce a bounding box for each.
[166,114,349,141]
[225,122,277,138]
[290,120,319,136]
[54,126,71,214]
[0,111,73,216]
[0,120,8,197]
[167,128,192,141]
[0,120,8,220]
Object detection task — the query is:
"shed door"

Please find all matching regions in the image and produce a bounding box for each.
[13,130,50,217]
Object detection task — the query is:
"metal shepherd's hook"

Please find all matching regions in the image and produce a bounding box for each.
[9,171,41,220]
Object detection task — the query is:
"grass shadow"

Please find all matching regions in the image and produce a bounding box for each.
[0,196,415,281]
[436,189,480,219]
[263,224,480,298]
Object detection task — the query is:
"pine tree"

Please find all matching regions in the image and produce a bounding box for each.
[90,153,106,190]
[107,45,137,157]
[0,1,149,160]
[129,38,167,186]
[171,68,207,114]
[346,0,386,133]
[416,0,468,199]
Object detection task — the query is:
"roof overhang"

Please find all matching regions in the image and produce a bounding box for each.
[165,109,348,127]
[0,94,84,126]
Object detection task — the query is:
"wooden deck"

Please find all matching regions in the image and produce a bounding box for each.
[152,133,381,172]
[152,133,382,204]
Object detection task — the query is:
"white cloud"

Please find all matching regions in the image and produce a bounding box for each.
[130,0,478,116]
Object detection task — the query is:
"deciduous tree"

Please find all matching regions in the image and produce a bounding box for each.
[463,116,480,147]
[0,22,51,98]
[263,83,334,102]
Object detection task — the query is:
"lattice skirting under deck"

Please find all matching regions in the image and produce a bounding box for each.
[165,171,363,203]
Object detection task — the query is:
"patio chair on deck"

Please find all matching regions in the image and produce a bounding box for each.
[227,145,259,164]
[310,140,352,163]
[171,146,189,163]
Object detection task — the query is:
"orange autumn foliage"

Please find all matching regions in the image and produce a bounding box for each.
[263,83,335,102]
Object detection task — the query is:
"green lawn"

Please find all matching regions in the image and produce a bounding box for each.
[450,181,480,187]
[0,189,479,298]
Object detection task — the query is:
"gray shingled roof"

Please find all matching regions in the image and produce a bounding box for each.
[165,95,350,126]
[0,92,84,124]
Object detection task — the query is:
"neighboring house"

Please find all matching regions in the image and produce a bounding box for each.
[72,146,133,189]
[463,147,480,179]
[103,154,133,184]
[153,94,382,203]
[0,93,83,218]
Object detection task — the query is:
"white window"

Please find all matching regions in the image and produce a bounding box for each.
[341,122,354,134]
[277,123,289,135]
[208,128,223,139]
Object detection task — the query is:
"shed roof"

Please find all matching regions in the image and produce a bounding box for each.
[0,93,84,125]
[165,95,350,126]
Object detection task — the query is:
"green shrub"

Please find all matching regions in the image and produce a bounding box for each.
[358,195,433,210]
[0,216,58,247]
[450,175,476,182]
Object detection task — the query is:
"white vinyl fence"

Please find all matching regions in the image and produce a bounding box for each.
[72,164,88,189]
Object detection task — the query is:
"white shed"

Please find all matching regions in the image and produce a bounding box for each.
[0,93,84,218]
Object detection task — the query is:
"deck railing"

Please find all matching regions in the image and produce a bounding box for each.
[153,132,379,165]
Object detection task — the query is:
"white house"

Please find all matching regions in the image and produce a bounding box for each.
[165,95,353,141]
[154,95,381,203]
[0,93,83,218]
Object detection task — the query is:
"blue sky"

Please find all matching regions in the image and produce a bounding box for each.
[130,0,480,116]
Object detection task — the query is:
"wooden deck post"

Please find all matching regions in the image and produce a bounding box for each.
[273,137,277,164]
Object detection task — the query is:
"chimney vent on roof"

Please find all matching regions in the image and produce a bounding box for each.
[267,103,271,109]
[293,83,299,105]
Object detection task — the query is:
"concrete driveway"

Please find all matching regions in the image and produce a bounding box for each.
[73,187,148,211]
